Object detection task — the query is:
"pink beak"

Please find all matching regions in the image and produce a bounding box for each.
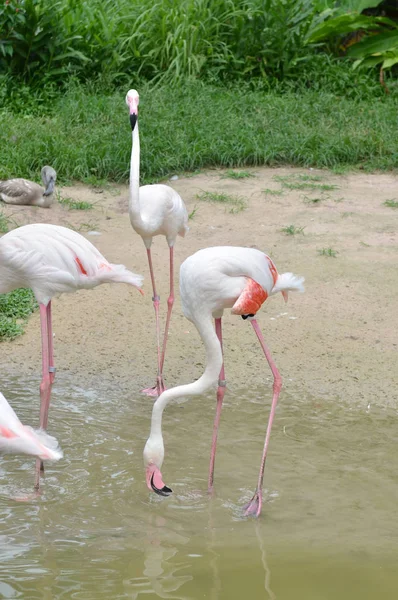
[145,464,173,497]
[128,97,138,130]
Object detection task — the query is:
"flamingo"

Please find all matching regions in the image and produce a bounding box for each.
[143,246,304,517]
[0,166,56,208]
[0,391,62,462]
[126,89,189,397]
[0,223,143,489]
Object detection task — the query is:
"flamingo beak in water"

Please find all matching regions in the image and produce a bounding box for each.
[43,177,55,197]
[146,464,173,497]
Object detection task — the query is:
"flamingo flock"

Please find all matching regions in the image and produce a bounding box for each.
[0,89,304,517]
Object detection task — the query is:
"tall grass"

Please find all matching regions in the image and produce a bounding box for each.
[1,80,397,184]
[1,0,392,87]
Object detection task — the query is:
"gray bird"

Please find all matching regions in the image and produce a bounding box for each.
[0,166,57,208]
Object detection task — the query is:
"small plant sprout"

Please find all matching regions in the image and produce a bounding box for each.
[281,225,305,235]
[318,248,338,257]
[222,170,255,180]
[196,191,247,213]
[57,193,94,211]
[263,188,284,196]
[383,199,398,208]
[188,205,199,220]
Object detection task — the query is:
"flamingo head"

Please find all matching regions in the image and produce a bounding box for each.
[125,89,139,130]
[143,435,173,497]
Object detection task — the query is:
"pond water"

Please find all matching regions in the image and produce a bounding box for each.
[0,375,397,599]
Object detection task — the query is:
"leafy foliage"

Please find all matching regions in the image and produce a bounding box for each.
[0,288,38,340]
[1,0,392,87]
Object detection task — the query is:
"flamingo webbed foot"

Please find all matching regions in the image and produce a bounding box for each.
[244,489,262,518]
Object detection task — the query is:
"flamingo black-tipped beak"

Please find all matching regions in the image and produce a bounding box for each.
[43,177,55,197]
[150,473,173,496]
[130,113,137,130]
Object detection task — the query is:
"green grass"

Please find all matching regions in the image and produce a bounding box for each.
[57,194,94,210]
[221,170,255,180]
[281,225,305,235]
[0,210,11,233]
[263,188,284,196]
[282,181,338,191]
[1,80,398,186]
[0,288,38,341]
[188,205,199,220]
[297,174,324,182]
[383,199,398,208]
[318,247,338,257]
[196,190,247,213]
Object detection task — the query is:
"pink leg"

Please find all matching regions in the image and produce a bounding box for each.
[34,303,54,490]
[208,318,226,493]
[159,246,174,375]
[244,319,282,518]
[47,301,56,389]
[142,248,164,397]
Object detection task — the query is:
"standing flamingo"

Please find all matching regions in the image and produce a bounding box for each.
[0,391,62,461]
[0,223,143,489]
[143,246,304,517]
[126,89,189,397]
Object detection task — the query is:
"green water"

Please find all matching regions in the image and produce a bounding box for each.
[1,376,397,599]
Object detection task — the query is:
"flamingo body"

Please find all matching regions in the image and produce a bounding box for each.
[0,392,62,461]
[0,223,143,304]
[0,222,143,490]
[0,166,57,208]
[126,89,188,396]
[130,183,188,248]
[144,246,304,516]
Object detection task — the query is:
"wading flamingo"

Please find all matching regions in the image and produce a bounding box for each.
[0,223,143,489]
[143,246,304,517]
[0,166,56,207]
[126,89,189,397]
[0,391,62,461]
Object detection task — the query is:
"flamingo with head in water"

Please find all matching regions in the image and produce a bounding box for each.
[0,223,143,489]
[143,246,304,517]
[126,89,189,398]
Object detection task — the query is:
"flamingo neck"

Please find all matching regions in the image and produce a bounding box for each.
[128,122,145,229]
[149,316,223,440]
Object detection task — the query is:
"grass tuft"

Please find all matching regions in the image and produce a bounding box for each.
[221,170,255,180]
[263,188,284,196]
[196,190,247,213]
[0,289,38,341]
[0,210,10,233]
[188,205,199,220]
[383,199,398,208]
[281,225,305,235]
[282,181,338,191]
[318,247,338,257]
[58,194,94,210]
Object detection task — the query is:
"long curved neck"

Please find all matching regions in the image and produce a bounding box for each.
[128,123,145,229]
[150,316,223,438]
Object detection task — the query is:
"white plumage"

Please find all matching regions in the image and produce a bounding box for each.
[0,222,143,490]
[126,89,189,396]
[144,246,304,517]
[0,392,62,461]
[179,246,304,321]
[0,223,143,305]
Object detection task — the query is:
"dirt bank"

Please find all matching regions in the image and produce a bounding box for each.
[2,167,397,408]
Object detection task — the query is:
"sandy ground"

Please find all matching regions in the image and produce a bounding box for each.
[1,167,397,408]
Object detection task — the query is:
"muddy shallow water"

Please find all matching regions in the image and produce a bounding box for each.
[1,375,397,599]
